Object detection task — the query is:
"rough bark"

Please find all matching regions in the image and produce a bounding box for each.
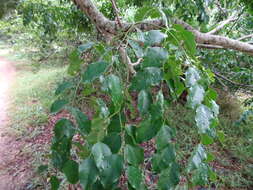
[72,0,253,56]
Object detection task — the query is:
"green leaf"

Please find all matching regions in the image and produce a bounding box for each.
[103,74,123,110]
[50,176,60,190]
[131,67,163,91]
[206,152,215,162]
[55,81,74,96]
[195,105,214,134]
[187,84,205,109]
[144,30,167,46]
[87,117,109,145]
[83,61,110,82]
[160,144,176,165]
[62,160,79,184]
[54,118,75,140]
[156,125,173,151]
[200,134,214,145]
[51,137,72,169]
[170,24,196,56]
[78,42,95,53]
[128,40,144,58]
[185,67,201,87]
[137,90,151,116]
[142,47,168,68]
[191,163,209,186]
[124,145,144,166]
[99,154,123,188]
[91,142,112,169]
[210,100,219,117]
[68,107,91,135]
[136,117,163,143]
[79,158,99,189]
[127,166,142,189]
[189,144,207,170]
[134,7,161,22]
[50,99,68,113]
[68,50,83,75]
[96,99,110,118]
[108,114,122,133]
[103,132,122,153]
[157,163,180,190]
[125,125,137,145]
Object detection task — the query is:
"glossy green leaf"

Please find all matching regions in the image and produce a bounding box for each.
[96,98,109,118]
[108,114,122,133]
[156,125,173,151]
[68,107,91,135]
[206,152,215,162]
[137,90,151,116]
[50,176,60,190]
[87,117,109,145]
[127,166,142,189]
[130,67,163,91]
[157,163,180,190]
[144,30,167,46]
[134,7,160,22]
[160,144,176,164]
[128,40,144,58]
[79,158,99,189]
[50,99,68,113]
[195,105,214,134]
[91,142,112,169]
[83,61,110,82]
[187,84,205,109]
[55,81,74,96]
[51,137,72,169]
[62,160,79,184]
[200,134,214,145]
[189,144,207,170]
[136,117,163,143]
[142,47,168,68]
[53,118,75,140]
[185,67,201,87]
[103,74,123,109]
[171,24,196,56]
[191,163,209,186]
[99,154,123,188]
[103,132,122,153]
[124,145,144,166]
[68,49,83,75]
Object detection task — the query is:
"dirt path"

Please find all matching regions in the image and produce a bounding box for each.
[0,57,29,190]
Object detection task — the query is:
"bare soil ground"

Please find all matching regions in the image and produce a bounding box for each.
[0,57,31,190]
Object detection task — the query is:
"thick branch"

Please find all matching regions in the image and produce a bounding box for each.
[72,0,253,56]
[207,16,237,35]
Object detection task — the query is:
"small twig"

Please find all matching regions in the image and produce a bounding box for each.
[110,0,122,28]
[214,72,253,88]
[207,15,237,35]
[197,44,224,49]
[237,34,253,41]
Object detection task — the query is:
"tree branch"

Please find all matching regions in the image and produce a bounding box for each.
[110,0,122,28]
[207,16,237,35]
[72,0,253,56]
[237,34,253,41]
[214,72,253,88]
